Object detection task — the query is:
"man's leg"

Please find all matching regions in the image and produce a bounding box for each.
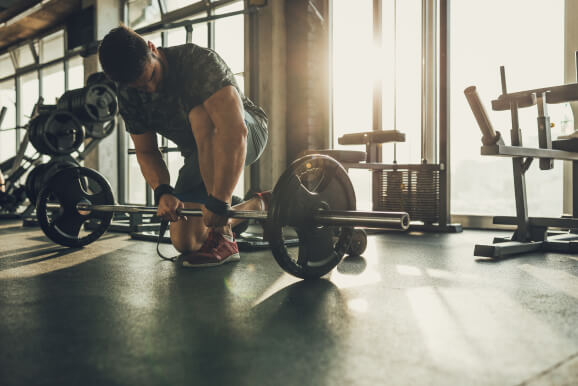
[187,104,265,232]
[170,203,208,253]
[169,198,266,253]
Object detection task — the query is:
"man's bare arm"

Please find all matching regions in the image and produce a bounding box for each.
[202,86,248,203]
[131,131,183,221]
[130,131,170,189]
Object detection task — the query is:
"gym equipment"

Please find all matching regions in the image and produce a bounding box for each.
[28,111,85,155]
[84,117,116,139]
[347,228,368,256]
[0,186,26,214]
[57,84,118,124]
[465,61,578,258]
[298,0,459,233]
[0,155,40,215]
[36,155,410,279]
[25,156,79,205]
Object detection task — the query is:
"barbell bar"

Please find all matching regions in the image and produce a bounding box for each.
[74,203,410,229]
[36,154,411,279]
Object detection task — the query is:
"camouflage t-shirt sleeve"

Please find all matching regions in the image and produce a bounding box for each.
[179,47,238,112]
[117,87,151,135]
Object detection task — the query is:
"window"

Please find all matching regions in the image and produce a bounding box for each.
[167,13,209,47]
[0,80,16,160]
[215,2,244,75]
[332,0,373,209]
[13,43,37,68]
[40,30,64,64]
[18,72,39,156]
[127,135,148,204]
[450,0,564,217]
[332,0,423,209]
[215,1,245,198]
[0,54,14,78]
[385,0,422,164]
[162,0,202,13]
[67,56,85,90]
[41,63,65,105]
[190,14,209,47]
[142,31,163,47]
[1,28,80,174]
[128,0,162,29]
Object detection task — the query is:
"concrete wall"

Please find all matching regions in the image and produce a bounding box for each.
[247,0,287,191]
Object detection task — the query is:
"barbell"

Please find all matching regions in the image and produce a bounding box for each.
[35,154,410,279]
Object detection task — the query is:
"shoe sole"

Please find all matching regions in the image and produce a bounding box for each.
[181,252,241,268]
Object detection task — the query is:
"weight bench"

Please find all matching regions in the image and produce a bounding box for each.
[303,130,460,231]
[465,64,578,258]
[301,129,405,165]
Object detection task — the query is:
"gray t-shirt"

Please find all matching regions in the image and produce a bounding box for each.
[117,43,267,158]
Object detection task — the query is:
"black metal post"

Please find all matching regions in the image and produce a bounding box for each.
[439,0,450,228]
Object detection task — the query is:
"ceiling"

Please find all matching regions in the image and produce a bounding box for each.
[0,0,81,54]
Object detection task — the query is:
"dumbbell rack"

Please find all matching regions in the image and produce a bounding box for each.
[466,65,578,258]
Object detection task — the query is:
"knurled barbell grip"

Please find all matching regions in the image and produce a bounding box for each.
[76,203,269,220]
[75,203,409,230]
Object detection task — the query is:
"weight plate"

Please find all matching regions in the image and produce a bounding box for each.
[36,167,114,247]
[25,163,49,204]
[347,228,368,256]
[29,111,84,155]
[84,84,118,123]
[265,154,355,279]
[58,85,118,124]
[85,117,116,139]
[25,158,79,204]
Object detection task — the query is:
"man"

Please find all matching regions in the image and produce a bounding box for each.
[98,25,268,267]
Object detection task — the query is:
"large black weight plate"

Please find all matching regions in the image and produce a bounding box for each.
[36,167,114,247]
[265,154,355,279]
[25,163,49,204]
[29,111,84,155]
[25,157,79,204]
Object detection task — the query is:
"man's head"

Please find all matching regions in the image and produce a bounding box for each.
[98,25,165,93]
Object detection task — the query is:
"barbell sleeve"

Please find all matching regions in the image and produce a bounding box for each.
[464,85,502,145]
[313,210,410,230]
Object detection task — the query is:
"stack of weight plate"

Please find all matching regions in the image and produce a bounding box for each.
[373,167,440,224]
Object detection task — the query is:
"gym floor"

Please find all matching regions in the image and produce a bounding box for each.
[1,220,578,386]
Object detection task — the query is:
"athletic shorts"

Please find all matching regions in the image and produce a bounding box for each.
[173,110,268,203]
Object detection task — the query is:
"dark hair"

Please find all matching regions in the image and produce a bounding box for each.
[98,25,150,84]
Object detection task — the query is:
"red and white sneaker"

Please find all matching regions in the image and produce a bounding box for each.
[181,231,240,268]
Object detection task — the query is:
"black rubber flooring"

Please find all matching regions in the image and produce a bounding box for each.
[1,221,578,386]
